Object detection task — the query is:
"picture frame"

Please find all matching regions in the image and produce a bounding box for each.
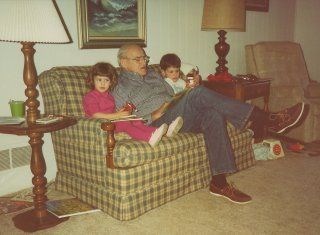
[76,0,146,49]
[245,0,269,12]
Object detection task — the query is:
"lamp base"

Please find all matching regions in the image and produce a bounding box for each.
[13,209,69,232]
[214,30,230,75]
[21,42,40,124]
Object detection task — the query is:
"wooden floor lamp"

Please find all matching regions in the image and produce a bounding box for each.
[201,0,246,76]
[0,0,71,124]
[0,0,72,232]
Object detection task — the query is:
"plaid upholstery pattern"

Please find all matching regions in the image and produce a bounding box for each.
[38,65,255,221]
[39,66,91,116]
[55,163,210,221]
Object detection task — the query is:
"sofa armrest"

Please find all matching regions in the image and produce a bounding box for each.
[64,117,109,142]
[101,122,116,168]
[74,117,117,169]
[60,117,117,168]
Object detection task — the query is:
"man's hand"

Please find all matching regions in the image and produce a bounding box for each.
[151,102,170,121]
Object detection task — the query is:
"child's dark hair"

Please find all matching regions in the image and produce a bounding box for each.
[86,62,118,91]
[160,53,181,70]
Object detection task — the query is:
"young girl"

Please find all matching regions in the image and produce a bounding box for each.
[83,62,183,147]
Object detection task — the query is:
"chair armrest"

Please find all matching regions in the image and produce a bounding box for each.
[61,117,116,168]
[64,117,108,142]
[76,117,117,168]
[101,122,116,168]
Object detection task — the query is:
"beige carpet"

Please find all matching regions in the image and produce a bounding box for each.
[1,155,319,235]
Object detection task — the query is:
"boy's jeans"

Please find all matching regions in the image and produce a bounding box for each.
[152,86,253,175]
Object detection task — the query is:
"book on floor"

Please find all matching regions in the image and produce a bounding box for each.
[46,198,100,218]
[0,197,33,215]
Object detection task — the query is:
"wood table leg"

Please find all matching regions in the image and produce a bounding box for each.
[12,131,68,232]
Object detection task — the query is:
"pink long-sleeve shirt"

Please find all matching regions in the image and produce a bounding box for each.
[83,90,115,117]
[83,90,156,142]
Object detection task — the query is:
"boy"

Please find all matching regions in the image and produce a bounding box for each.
[160,53,197,94]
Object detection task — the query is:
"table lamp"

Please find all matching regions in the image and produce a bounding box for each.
[0,0,71,124]
[201,0,246,75]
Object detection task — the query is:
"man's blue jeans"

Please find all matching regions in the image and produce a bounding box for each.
[152,86,254,175]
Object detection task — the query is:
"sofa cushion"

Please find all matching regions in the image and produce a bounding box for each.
[113,122,253,168]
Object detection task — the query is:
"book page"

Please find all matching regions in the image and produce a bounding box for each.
[163,88,191,113]
[109,115,144,122]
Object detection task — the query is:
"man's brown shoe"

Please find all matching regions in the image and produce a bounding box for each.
[268,102,305,134]
[210,182,252,204]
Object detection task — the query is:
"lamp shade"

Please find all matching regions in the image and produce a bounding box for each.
[0,0,70,43]
[201,0,246,31]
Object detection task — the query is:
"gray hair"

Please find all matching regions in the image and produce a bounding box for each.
[117,44,143,66]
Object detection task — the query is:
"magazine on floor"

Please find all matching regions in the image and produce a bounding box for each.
[46,198,100,218]
[0,197,33,215]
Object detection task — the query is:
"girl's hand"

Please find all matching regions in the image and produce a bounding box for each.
[117,108,131,117]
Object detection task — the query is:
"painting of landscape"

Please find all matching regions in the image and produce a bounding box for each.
[77,0,146,48]
[87,0,138,37]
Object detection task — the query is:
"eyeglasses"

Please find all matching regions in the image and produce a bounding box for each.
[124,55,150,63]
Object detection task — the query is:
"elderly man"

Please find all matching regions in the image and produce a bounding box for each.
[112,44,306,204]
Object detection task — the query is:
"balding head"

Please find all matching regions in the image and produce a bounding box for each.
[118,44,149,76]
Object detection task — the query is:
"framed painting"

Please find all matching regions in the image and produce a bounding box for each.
[76,0,146,49]
[245,0,269,12]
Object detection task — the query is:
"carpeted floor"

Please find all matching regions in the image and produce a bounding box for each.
[1,152,319,235]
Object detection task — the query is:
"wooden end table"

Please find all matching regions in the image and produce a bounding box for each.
[202,79,271,112]
[0,117,77,232]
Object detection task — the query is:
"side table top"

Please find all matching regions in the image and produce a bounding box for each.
[0,116,77,136]
[203,78,271,85]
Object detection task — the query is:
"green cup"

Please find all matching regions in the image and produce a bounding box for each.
[9,100,25,118]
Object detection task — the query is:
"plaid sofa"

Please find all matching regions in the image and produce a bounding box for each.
[38,65,255,221]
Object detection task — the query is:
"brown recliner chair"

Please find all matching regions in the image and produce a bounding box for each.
[245,41,320,143]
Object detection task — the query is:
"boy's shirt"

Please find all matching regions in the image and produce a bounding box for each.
[164,78,186,94]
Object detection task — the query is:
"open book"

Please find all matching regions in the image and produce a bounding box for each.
[163,88,191,113]
[109,115,144,122]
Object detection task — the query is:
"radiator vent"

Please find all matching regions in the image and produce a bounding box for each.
[0,146,31,171]
[0,149,10,171]
[12,146,31,168]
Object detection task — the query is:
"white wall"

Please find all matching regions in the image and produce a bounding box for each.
[1,0,313,195]
[294,0,320,81]
[147,0,296,76]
